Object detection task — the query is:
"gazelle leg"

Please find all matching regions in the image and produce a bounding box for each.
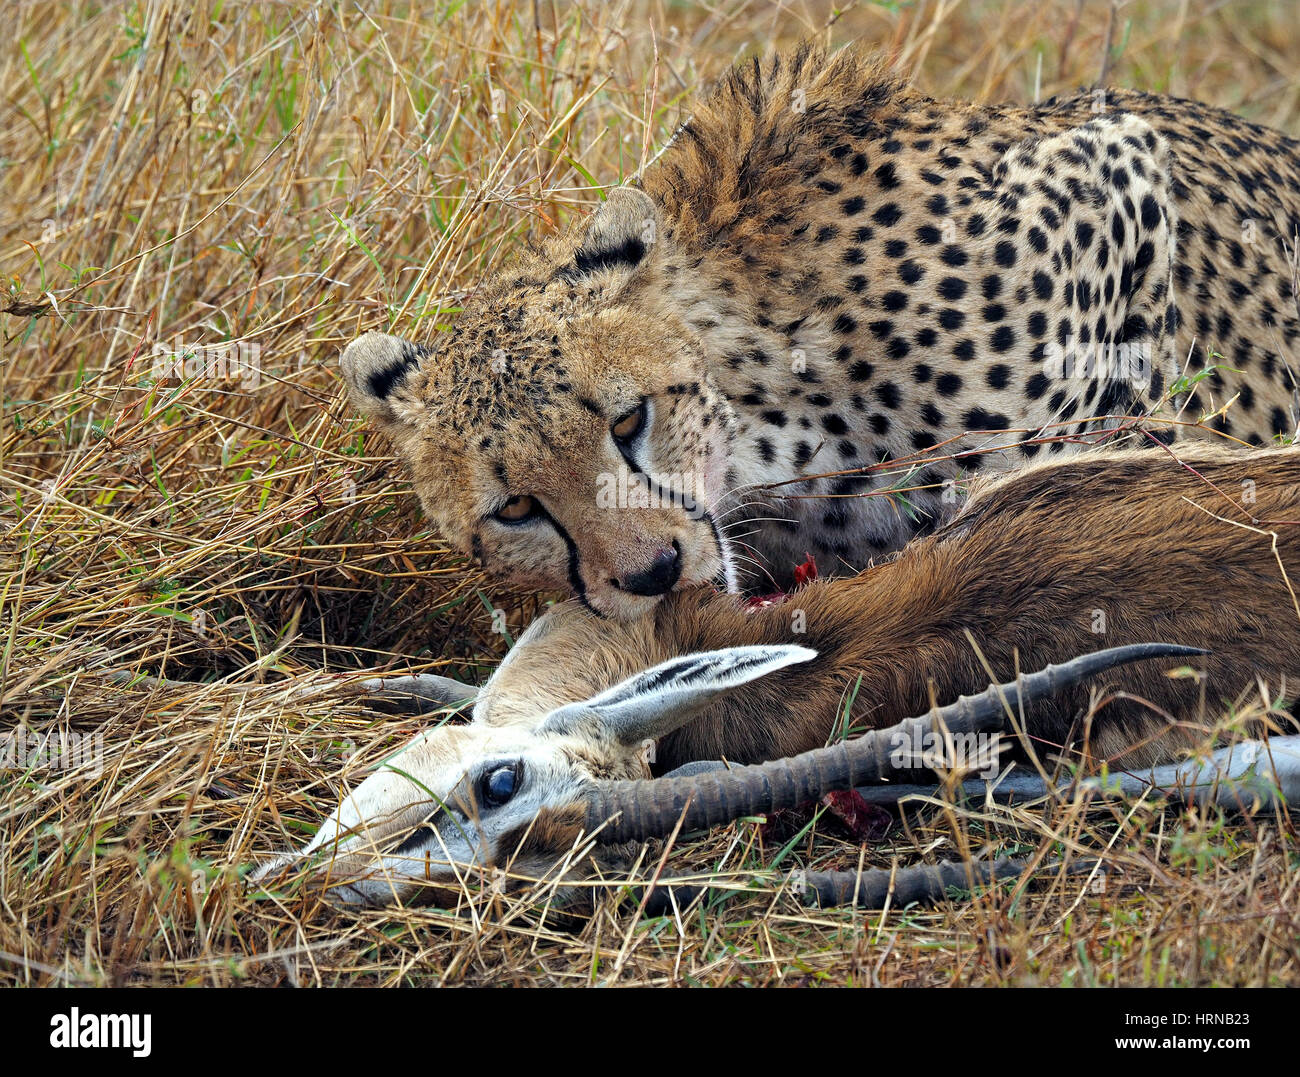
[102,663,480,715]
[354,673,480,714]
[635,857,1103,913]
[853,734,1300,812]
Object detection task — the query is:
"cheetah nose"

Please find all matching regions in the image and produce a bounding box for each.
[613,542,681,597]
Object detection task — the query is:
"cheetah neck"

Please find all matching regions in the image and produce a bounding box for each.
[652,263,935,587]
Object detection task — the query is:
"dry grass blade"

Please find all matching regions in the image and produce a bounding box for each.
[2,0,1298,987]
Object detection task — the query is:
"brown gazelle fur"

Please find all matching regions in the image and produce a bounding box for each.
[477,443,1300,773]
[269,444,1300,906]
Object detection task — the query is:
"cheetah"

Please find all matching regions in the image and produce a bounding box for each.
[341,45,1300,620]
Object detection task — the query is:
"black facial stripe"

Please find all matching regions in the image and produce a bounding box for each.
[576,396,603,416]
[533,502,604,620]
[704,510,729,579]
[389,771,488,855]
[390,804,448,855]
[616,445,699,514]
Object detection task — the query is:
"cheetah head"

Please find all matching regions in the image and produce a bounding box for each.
[341,187,739,619]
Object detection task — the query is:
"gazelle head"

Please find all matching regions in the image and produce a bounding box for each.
[252,614,1200,909]
[254,643,816,907]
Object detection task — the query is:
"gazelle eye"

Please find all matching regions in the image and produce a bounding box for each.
[495,495,537,523]
[482,763,520,807]
[611,400,646,442]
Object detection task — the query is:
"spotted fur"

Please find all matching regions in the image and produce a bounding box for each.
[342,45,1300,619]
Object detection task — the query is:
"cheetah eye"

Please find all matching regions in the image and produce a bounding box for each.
[495,495,538,524]
[611,400,647,443]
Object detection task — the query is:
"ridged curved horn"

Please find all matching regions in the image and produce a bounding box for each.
[634,857,1102,913]
[583,642,1206,842]
[794,856,1101,907]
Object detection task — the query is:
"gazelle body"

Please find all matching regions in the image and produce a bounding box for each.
[264,445,1300,906]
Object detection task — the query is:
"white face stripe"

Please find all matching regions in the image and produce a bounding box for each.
[261,636,815,905]
[703,509,740,592]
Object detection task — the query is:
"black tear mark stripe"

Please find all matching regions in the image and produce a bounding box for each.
[534,502,604,620]
[391,803,448,854]
[391,769,486,854]
[617,445,699,513]
[367,342,428,400]
[704,511,730,583]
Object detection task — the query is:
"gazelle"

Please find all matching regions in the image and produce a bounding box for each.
[256,445,1300,908]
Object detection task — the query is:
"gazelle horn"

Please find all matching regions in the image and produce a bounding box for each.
[583,643,1205,842]
[637,857,1104,912]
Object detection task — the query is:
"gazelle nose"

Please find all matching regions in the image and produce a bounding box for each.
[614,542,681,596]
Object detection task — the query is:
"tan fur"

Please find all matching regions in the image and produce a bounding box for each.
[342,45,1300,620]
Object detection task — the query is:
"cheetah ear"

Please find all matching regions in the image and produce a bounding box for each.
[567,186,660,285]
[339,331,430,428]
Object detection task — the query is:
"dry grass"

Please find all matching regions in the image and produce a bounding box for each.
[2,0,1299,987]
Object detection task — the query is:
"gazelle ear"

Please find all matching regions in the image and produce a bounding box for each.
[539,645,817,745]
[564,186,660,286]
[339,331,431,427]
